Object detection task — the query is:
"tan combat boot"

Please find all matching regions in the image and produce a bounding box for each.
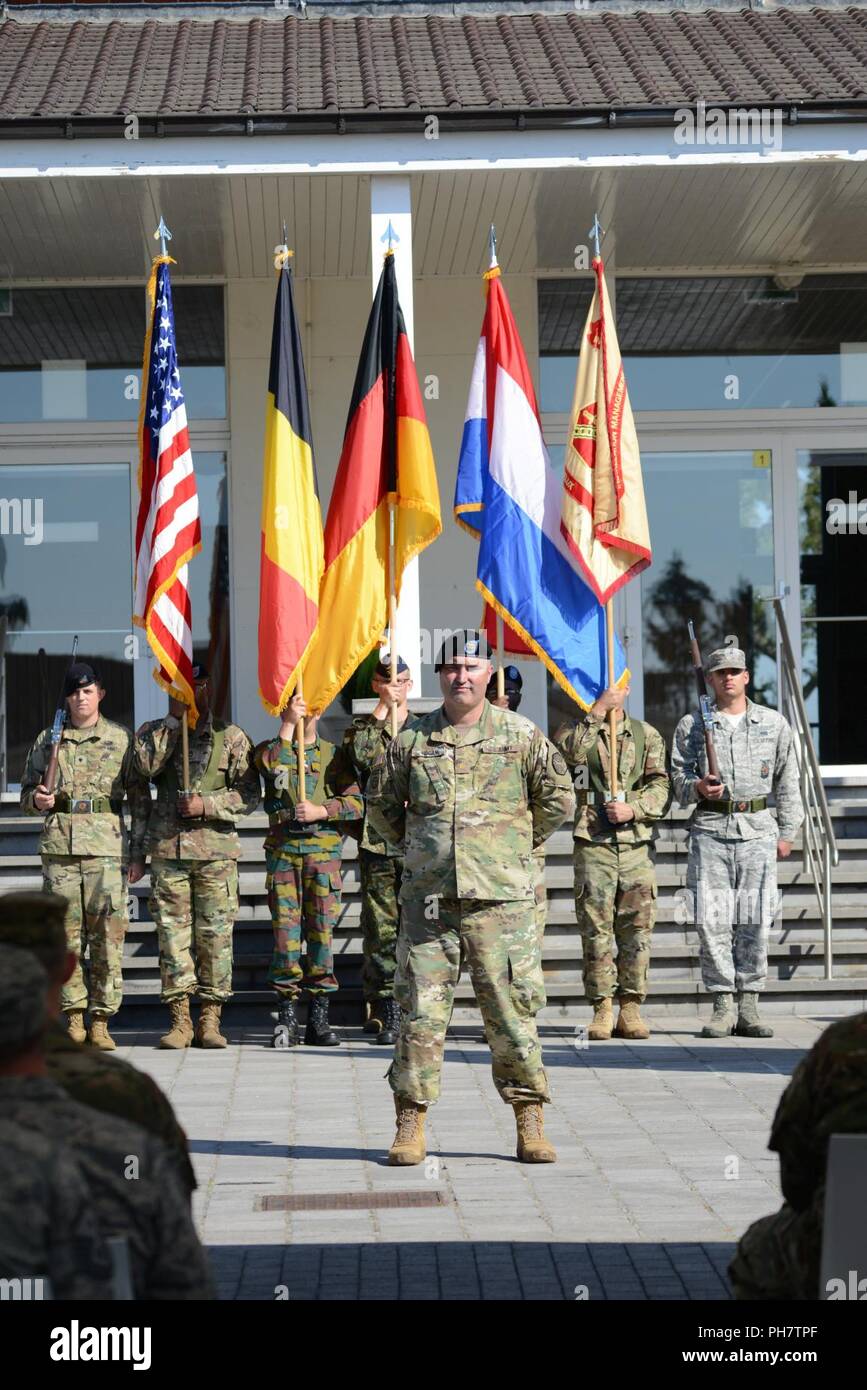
[196,1002,228,1049]
[65,1010,87,1044]
[514,1102,557,1163]
[614,995,650,1040]
[88,1016,116,1051]
[588,998,614,1040]
[159,996,194,1050]
[388,1099,427,1166]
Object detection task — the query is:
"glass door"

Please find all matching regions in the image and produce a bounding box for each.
[798,448,867,764]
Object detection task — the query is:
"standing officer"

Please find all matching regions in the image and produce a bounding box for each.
[256,695,363,1048]
[553,685,671,1041]
[343,654,414,1045]
[367,630,574,1167]
[134,664,260,1050]
[20,661,149,1051]
[672,636,803,1039]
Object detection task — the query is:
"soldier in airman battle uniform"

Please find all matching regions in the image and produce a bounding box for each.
[134,664,260,1050]
[368,630,574,1167]
[343,654,415,1046]
[20,661,150,1051]
[554,684,671,1042]
[255,694,363,1048]
[672,637,803,1039]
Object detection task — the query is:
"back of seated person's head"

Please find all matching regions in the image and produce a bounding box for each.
[0,942,50,1070]
[0,891,71,985]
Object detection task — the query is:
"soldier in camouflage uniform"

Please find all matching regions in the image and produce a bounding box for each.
[343,654,415,1046]
[255,693,363,1048]
[134,664,260,1050]
[729,1011,867,1299]
[554,684,671,1042]
[0,944,213,1300]
[672,637,803,1039]
[0,946,115,1300]
[20,661,150,1051]
[367,629,574,1167]
[0,890,196,1199]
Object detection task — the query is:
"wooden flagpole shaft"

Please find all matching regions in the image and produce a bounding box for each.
[296,672,306,801]
[496,616,505,699]
[605,600,619,798]
[181,707,191,794]
[388,500,398,737]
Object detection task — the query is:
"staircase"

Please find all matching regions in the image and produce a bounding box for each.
[3,779,867,1022]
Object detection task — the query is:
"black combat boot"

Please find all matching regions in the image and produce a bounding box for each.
[272,997,300,1048]
[305,995,340,1047]
[368,998,401,1046]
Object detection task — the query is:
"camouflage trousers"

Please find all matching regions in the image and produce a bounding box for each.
[359,850,401,1002]
[389,897,549,1107]
[149,858,237,1003]
[266,846,340,997]
[729,1197,822,1300]
[687,832,778,993]
[43,855,128,1017]
[533,850,547,950]
[573,840,656,1002]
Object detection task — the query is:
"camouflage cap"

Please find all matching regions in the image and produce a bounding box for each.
[434,629,493,671]
[0,891,69,975]
[0,944,49,1049]
[706,635,747,673]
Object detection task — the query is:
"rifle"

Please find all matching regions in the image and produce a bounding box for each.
[43,636,79,795]
[687,621,721,786]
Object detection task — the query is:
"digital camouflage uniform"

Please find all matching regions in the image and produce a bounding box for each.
[0,1076,213,1299]
[553,712,671,1004]
[367,701,575,1107]
[134,713,260,1003]
[343,712,418,1004]
[255,735,362,998]
[20,715,150,1017]
[729,1012,867,1299]
[672,698,803,993]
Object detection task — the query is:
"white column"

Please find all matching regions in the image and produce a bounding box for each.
[370,175,422,693]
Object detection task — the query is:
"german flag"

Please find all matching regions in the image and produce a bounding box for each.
[258,259,324,715]
[302,253,441,713]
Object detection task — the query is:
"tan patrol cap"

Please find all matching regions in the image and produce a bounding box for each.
[706,635,746,673]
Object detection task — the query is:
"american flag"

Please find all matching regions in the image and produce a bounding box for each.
[133,257,202,724]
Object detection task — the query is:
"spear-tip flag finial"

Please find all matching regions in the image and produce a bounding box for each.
[154,217,172,259]
[380,220,400,254]
[588,213,604,260]
[488,223,498,271]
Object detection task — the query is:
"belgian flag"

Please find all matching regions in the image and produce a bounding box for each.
[258,259,324,715]
[302,253,441,713]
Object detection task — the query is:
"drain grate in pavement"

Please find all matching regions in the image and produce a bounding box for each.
[256,1190,451,1211]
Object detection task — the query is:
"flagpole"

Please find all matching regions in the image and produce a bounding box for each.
[496,617,505,700]
[180,708,191,794]
[605,601,619,799]
[295,673,306,801]
[388,501,398,737]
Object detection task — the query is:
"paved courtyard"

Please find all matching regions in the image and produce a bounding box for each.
[114,1011,828,1301]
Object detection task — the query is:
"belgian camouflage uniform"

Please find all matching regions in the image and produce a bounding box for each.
[343,713,418,1004]
[0,1076,213,1299]
[553,712,671,1004]
[367,701,575,1107]
[134,714,260,1004]
[730,1012,867,1299]
[20,715,149,1017]
[672,698,803,993]
[255,735,362,999]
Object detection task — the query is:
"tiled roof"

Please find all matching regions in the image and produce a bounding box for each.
[2,7,867,124]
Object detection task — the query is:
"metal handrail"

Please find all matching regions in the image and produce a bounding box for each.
[767,595,838,979]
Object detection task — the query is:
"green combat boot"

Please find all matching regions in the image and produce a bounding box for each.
[700,993,737,1038]
[736,992,774,1038]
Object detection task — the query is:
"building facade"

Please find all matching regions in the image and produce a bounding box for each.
[1,0,866,778]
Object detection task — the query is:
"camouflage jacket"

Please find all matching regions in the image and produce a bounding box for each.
[255,734,363,854]
[0,1076,213,1300]
[0,1121,115,1300]
[45,1020,196,1197]
[342,712,419,857]
[768,1012,867,1212]
[134,714,260,861]
[367,701,575,902]
[20,715,149,861]
[552,712,672,845]
[672,698,804,842]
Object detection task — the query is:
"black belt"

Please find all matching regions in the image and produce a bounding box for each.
[53,795,122,814]
[698,797,767,814]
